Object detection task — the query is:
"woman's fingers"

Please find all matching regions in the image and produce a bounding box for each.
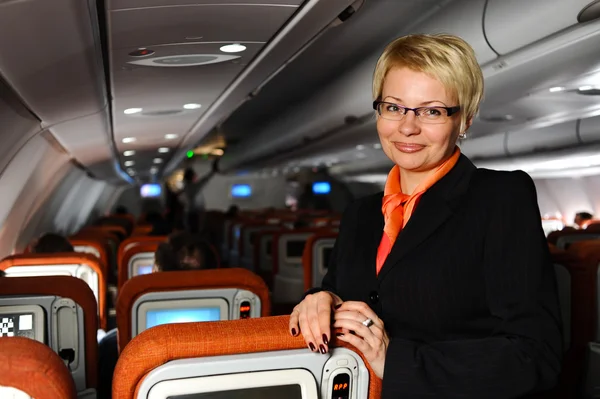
[336,301,383,325]
[289,307,300,337]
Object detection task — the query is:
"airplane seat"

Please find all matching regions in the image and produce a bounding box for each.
[302,232,338,292]
[131,224,153,236]
[81,226,127,242]
[112,315,382,399]
[96,216,134,236]
[116,268,270,353]
[70,239,110,275]
[550,229,600,250]
[0,253,108,330]
[0,337,77,399]
[584,221,600,232]
[117,236,167,273]
[118,242,160,291]
[272,229,332,309]
[0,276,99,392]
[239,223,280,272]
[72,231,121,285]
[252,229,281,289]
[556,241,600,398]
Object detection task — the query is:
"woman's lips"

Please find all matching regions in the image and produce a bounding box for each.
[393,142,425,153]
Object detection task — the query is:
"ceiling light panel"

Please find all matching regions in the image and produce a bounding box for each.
[108,1,299,155]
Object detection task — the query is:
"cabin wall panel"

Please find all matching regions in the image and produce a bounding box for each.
[0,134,73,256]
[202,175,288,211]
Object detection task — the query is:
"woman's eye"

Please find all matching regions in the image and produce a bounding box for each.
[423,108,442,116]
[386,105,399,112]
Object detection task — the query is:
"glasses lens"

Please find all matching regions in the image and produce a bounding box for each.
[417,107,448,124]
[378,102,405,120]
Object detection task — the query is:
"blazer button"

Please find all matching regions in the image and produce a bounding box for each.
[369,291,379,304]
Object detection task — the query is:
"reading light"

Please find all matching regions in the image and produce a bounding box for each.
[122,137,136,143]
[373,143,382,149]
[126,168,136,175]
[165,134,178,140]
[158,147,169,153]
[150,166,159,174]
[549,87,565,93]
[153,158,163,164]
[124,160,135,167]
[356,144,365,150]
[183,103,202,110]
[580,85,594,91]
[211,149,224,156]
[220,44,246,53]
[124,108,142,115]
[124,150,135,156]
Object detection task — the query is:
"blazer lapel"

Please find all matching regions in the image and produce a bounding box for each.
[377,154,476,281]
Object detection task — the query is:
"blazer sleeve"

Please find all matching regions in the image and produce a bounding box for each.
[382,170,563,398]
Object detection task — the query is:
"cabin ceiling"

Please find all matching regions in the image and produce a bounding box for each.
[0,0,600,184]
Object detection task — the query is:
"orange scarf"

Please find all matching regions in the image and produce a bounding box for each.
[376,147,461,275]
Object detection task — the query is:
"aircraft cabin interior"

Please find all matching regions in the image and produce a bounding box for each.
[1,0,600,398]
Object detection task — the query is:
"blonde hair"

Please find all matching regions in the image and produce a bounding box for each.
[372,34,484,134]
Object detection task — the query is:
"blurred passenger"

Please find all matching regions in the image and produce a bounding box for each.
[30,233,74,254]
[574,211,593,228]
[179,168,214,234]
[153,232,217,272]
[115,205,129,215]
[225,205,239,219]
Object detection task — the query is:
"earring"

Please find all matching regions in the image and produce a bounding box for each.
[459,132,467,139]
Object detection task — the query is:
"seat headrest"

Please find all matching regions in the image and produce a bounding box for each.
[116,268,270,351]
[113,315,381,399]
[0,337,77,399]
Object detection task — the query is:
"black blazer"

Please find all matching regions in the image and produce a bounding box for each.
[318,154,563,398]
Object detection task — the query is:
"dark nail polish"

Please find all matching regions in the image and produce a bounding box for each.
[319,345,327,354]
[336,333,344,337]
[309,343,316,351]
[291,328,296,336]
[322,334,329,345]
[334,304,342,309]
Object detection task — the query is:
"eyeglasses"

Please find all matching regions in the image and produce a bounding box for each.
[373,100,460,124]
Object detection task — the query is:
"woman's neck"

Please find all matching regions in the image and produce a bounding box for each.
[399,168,437,195]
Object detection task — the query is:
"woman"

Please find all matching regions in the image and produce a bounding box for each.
[289,34,562,398]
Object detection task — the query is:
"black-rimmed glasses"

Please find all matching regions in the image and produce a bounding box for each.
[373,100,460,124]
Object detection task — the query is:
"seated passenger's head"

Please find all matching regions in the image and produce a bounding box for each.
[153,243,180,273]
[115,206,128,215]
[372,34,484,172]
[169,232,217,270]
[574,211,593,228]
[31,233,74,254]
[225,205,239,219]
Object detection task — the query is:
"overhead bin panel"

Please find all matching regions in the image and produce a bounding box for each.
[579,115,600,143]
[484,0,592,55]
[506,120,579,155]
[459,132,506,159]
[414,0,497,65]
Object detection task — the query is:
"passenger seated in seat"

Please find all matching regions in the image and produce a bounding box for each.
[30,233,74,254]
[115,205,129,215]
[153,233,217,272]
[574,211,593,228]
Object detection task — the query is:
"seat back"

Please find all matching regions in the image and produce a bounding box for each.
[239,223,281,271]
[112,315,381,399]
[119,242,160,291]
[302,232,338,292]
[116,268,270,352]
[252,229,281,288]
[0,253,107,330]
[70,238,110,274]
[272,229,330,304]
[0,276,98,390]
[0,337,77,399]
[118,236,166,272]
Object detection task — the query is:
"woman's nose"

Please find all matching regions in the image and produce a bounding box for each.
[397,112,420,136]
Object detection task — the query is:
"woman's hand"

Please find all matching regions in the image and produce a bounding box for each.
[333,301,389,379]
[289,291,342,354]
